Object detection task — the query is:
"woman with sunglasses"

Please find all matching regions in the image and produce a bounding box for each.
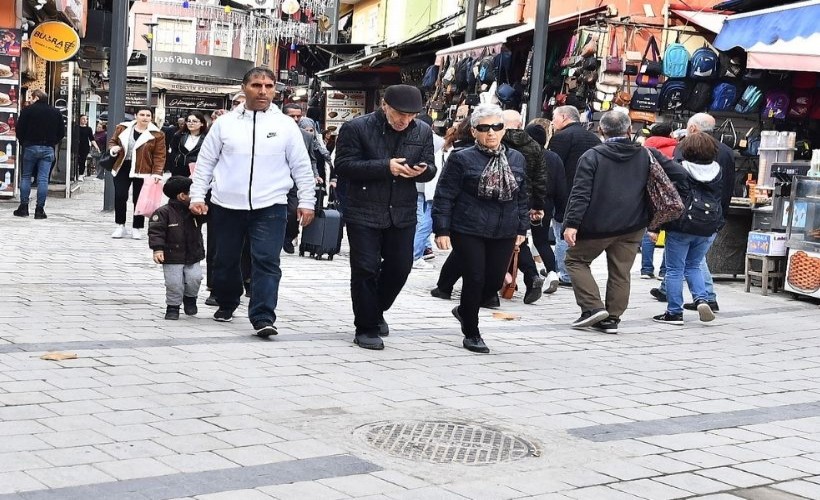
[168,111,208,177]
[433,104,529,354]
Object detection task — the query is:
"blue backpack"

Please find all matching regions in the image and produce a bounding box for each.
[663,41,690,78]
[709,82,739,111]
[493,51,512,84]
[688,47,719,80]
[421,65,439,90]
[658,80,690,112]
[735,85,763,113]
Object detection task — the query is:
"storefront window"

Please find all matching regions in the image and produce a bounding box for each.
[211,22,232,58]
[155,18,195,53]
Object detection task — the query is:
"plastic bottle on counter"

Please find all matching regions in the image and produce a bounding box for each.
[810,149,820,178]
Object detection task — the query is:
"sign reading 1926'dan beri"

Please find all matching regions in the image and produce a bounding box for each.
[30,21,80,62]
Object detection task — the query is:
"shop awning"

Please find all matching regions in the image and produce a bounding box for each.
[671,10,728,34]
[150,78,241,95]
[714,0,820,72]
[435,6,607,58]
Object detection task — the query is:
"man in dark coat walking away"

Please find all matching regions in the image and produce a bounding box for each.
[13,89,65,219]
[334,85,436,350]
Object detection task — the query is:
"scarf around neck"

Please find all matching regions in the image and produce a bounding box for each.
[474,143,517,201]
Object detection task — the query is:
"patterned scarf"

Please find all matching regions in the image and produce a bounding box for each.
[475,143,517,201]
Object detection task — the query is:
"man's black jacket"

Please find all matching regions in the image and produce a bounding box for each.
[16,101,65,147]
[148,199,206,265]
[502,129,548,210]
[334,110,436,229]
[547,122,600,205]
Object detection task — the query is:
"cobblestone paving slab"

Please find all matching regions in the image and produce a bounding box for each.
[0,455,380,500]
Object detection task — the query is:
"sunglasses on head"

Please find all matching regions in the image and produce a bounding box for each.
[474,123,504,132]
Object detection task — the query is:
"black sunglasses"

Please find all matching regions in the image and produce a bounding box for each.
[474,123,504,133]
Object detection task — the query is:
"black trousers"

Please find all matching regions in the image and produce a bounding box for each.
[113,161,145,228]
[347,222,415,337]
[285,186,299,243]
[451,232,515,337]
[77,150,89,176]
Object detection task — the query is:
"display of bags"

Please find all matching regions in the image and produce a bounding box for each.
[560,33,579,68]
[623,27,642,76]
[663,33,690,78]
[646,150,685,230]
[629,109,657,123]
[718,50,746,79]
[604,28,623,73]
[762,89,790,119]
[788,89,814,119]
[688,46,720,80]
[631,86,660,111]
[716,119,737,149]
[636,35,662,87]
[709,82,740,112]
[658,80,690,113]
[735,85,763,114]
[421,65,439,90]
[739,127,761,157]
[686,81,713,112]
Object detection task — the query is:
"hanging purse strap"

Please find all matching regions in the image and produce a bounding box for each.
[642,35,660,62]
[609,28,619,58]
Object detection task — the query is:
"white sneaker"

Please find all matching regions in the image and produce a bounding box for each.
[131,228,142,240]
[77,175,84,182]
[544,271,560,294]
[111,225,126,239]
[412,258,429,269]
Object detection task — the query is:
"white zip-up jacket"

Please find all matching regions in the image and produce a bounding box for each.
[190,104,316,210]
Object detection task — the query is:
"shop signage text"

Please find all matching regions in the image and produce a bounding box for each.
[151,51,253,81]
[166,94,224,111]
[30,22,80,62]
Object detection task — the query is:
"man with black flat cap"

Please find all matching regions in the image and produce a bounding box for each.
[335,84,436,350]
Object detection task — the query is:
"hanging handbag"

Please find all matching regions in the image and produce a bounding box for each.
[560,33,579,68]
[624,28,642,76]
[716,119,737,149]
[739,127,760,157]
[98,150,116,171]
[631,87,659,111]
[646,150,685,231]
[614,79,632,107]
[500,247,520,300]
[636,36,662,87]
[605,28,623,73]
[628,110,656,123]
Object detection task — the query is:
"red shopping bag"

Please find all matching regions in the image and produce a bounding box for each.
[135,180,165,216]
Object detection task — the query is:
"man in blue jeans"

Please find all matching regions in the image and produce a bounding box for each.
[13,89,65,219]
[189,67,316,338]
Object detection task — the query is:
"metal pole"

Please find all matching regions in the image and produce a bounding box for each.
[144,23,158,108]
[527,0,551,122]
[104,0,129,212]
[465,0,479,42]
[329,0,341,44]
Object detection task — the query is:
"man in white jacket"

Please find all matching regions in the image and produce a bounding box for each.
[189,67,316,338]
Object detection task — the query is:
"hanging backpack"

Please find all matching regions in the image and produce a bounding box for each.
[792,72,818,89]
[686,82,713,112]
[663,33,690,78]
[709,82,739,112]
[718,50,745,79]
[788,89,814,119]
[762,90,790,119]
[492,51,512,85]
[495,83,519,109]
[735,85,763,113]
[478,55,496,85]
[688,46,719,80]
[421,65,439,91]
[454,56,473,92]
[658,79,690,112]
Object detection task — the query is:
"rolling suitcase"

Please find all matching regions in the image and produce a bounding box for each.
[299,187,342,260]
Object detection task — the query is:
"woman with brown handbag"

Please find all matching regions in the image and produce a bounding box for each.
[433,104,529,354]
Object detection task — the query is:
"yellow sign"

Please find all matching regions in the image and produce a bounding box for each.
[29,21,80,62]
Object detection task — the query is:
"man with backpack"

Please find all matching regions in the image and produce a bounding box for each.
[650,113,735,313]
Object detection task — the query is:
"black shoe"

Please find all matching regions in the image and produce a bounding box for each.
[354,334,384,350]
[694,299,716,322]
[650,288,667,302]
[523,277,545,304]
[165,305,180,320]
[205,293,218,307]
[558,280,572,288]
[451,306,463,326]
[590,317,619,334]
[652,312,684,325]
[430,287,452,300]
[213,308,233,322]
[253,320,278,338]
[34,207,47,219]
[423,248,435,261]
[182,296,197,316]
[282,241,295,254]
[243,281,251,298]
[463,336,490,354]
[377,318,389,337]
[480,295,500,309]
[12,204,29,217]
[684,301,719,313]
[571,309,609,329]
[540,269,548,277]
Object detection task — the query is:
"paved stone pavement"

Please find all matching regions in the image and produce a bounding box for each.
[1,180,819,500]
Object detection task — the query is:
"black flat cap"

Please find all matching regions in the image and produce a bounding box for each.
[163,175,193,199]
[384,85,424,114]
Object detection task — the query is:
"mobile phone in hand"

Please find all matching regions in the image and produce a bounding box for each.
[416,162,428,170]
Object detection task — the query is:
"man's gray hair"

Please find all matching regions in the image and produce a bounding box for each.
[687,113,715,132]
[553,105,581,123]
[470,104,504,127]
[599,111,632,138]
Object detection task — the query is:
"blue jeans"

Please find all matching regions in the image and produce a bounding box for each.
[551,219,570,282]
[413,193,433,260]
[20,145,54,208]
[641,232,667,276]
[663,231,716,314]
[208,203,287,325]
[658,243,715,302]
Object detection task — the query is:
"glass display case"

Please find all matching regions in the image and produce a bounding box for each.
[784,176,820,298]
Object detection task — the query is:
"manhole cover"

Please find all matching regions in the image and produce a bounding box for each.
[358,420,537,465]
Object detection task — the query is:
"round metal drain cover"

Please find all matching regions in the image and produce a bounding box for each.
[359,420,537,465]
